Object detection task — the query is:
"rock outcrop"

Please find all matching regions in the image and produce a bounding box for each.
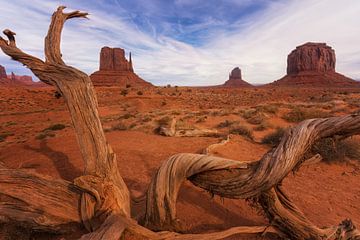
[272,42,359,87]
[9,72,34,85]
[287,43,335,74]
[222,67,252,87]
[0,64,7,79]
[90,47,152,87]
[0,65,45,87]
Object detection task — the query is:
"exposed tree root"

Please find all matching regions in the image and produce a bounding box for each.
[159,118,219,137]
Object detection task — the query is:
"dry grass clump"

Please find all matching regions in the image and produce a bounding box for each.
[0,132,14,142]
[120,89,128,96]
[111,122,129,131]
[156,116,172,126]
[254,122,271,131]
[44,123,66,131]
[240,108,257,119]
[35,132,55,140]
[282,107,331,123]
[217,120,238,128]
[119,113,135,120]
[311,137,360,163]
[345,98,360,108]
[142,115,152,122]
[255,104,279,114]
[261,128,286,146]
[195,116,207,123]
[240,108,266,125]
[35,124,66,140]
[246,114,265,125]
[229,124,253,140]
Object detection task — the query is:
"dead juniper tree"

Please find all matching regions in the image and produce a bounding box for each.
[0,6,359,240]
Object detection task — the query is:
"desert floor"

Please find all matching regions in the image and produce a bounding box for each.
[0,86,359,239]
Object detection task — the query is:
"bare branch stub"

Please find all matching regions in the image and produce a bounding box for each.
[45,6,88,65]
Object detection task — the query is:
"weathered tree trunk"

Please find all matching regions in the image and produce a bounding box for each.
[0,6,129,239]
[145,115,360,239]
[0,6,359,240]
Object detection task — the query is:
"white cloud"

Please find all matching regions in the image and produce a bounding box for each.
[0,0,359,85]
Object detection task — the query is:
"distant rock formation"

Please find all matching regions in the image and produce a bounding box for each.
[9,72,34,85]
[90,47,152,87]
[222,67,252,87]
[272,42,359,87]
[0,64,7,79]
[287,43,335,74]
[0,64,45,87]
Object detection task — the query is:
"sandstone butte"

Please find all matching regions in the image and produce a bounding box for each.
[222,67,253,87]
[0,64,45,87]
[271,42,359,87]
[90,47,153,87]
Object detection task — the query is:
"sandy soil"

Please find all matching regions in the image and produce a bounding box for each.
[0,85,359,239]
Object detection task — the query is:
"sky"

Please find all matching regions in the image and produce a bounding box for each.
[0,0,359,86]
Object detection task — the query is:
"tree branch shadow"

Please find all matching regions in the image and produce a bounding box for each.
[24,140,82,181]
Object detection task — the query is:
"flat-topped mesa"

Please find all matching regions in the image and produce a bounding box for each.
[90,46,152,87]
[271,42,359,87]
[0,64,7,79]
[287,42,336,74]
[222,67,252,87]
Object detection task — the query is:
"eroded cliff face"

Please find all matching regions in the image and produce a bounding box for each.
[287,43,336,74]
[90,47,152,87]
[0,65,7,79]
[99,47,133,72]
[222,67,252,87]
[271,42,359,87]
[0,65,44,87]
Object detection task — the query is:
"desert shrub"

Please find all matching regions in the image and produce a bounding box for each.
[282,108,331,123]
[142,116,152,122]
[240,109,257,119]
[217,120,238,128]
[137,91,143,95]
[311,138,360,163]
[156,116,171,126]
[35,131,55,140]
[246,114,265,125]
[229,125,253,140]
[256,104,279,114]
[120,113,135,119]
[111,122,128,131]
[196,116,207,123]
[345,98,360,108]
[254,122,270,131]
[44,124,66,131]
[171,111,181,116]
[5,121,17,126]
[120,89,128,96]
[0,132,14,142]
[262,128,286,146]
